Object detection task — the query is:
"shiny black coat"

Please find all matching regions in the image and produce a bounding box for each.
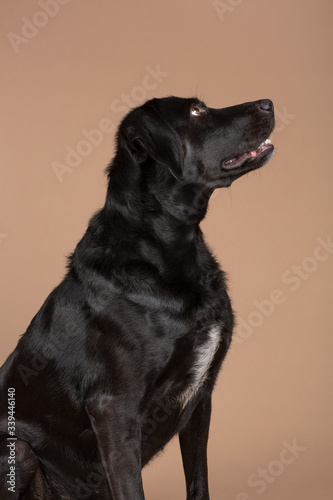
[0,96,274,499]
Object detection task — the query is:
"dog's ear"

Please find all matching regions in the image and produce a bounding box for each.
[119,106,184,181]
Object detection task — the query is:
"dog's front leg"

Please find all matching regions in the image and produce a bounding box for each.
[179,394,212,500]
[86,396,145,500]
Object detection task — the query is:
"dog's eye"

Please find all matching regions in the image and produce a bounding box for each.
[191,105,205,116]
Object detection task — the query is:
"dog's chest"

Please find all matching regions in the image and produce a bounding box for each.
[177,325,221,408]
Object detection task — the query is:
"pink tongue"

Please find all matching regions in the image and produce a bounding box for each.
[222,151,256,170]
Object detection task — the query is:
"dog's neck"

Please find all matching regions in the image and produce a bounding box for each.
[72,159,215,288]
[105,154,213,244]
[105,182,211,245]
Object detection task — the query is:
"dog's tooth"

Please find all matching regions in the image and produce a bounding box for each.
[258,139,271,148]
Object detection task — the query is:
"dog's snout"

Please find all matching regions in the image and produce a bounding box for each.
[258,99,274,113]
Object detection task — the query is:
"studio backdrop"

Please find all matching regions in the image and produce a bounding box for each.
[0,1,332,499]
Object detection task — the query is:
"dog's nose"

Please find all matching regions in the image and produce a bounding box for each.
[258,99,274,112]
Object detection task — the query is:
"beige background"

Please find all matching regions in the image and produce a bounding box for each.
[1,1,332,499]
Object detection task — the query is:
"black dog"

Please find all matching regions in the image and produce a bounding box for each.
[0,96,275,499]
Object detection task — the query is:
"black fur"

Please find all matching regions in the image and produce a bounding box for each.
[0,96,275,499]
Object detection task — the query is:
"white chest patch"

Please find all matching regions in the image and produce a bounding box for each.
[178,325,221,408]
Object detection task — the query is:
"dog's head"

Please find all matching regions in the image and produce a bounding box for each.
[107,96,275,222]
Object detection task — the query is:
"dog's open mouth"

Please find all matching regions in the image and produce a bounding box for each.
[222,139,274,170]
